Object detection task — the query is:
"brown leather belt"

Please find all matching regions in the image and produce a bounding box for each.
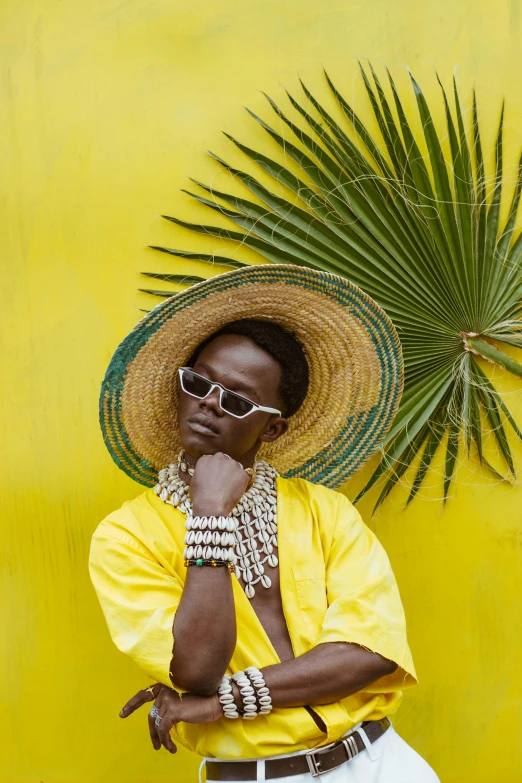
[206,717,391,780]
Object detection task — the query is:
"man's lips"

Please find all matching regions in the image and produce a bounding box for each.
[187,413,219,435]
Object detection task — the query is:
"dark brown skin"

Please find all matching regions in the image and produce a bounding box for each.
[120,333,397,753]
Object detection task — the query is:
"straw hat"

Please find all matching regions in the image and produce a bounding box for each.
[99,264,403,489]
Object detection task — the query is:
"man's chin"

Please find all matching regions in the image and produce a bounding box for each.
[179,429,222,456]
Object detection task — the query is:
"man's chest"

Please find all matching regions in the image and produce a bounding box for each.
[246,567,296,663]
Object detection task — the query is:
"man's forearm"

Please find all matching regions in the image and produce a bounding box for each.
[169,496,240,695]
[170,566,236,696]
[234,642,397,709]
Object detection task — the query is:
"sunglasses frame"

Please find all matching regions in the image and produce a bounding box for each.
[178,367,282,419]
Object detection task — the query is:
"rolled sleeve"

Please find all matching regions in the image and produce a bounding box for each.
[315,493,417,690]
[89,526,185,691]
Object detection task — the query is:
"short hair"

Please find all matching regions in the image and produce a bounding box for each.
[188,319,310,418]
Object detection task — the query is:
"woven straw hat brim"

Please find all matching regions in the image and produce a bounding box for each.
[99,264,403,489]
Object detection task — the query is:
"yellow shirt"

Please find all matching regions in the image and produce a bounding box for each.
[89,476,417,759]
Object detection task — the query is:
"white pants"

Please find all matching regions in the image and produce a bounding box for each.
[201,723,440,783]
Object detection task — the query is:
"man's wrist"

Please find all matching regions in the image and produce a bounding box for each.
[209,691,224,721]
[192,507,230,518]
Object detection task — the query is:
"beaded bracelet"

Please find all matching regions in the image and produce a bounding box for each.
[245,666,273,715]
[184,558,235,573]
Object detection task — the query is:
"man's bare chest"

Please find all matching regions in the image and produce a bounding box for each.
[241,566,295,663]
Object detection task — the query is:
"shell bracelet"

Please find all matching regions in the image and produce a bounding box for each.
[183,515,237,563]
[155,450,279,598]
[217,668,273,720]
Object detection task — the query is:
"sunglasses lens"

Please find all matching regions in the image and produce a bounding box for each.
[221,390,255,417]
[181,369,212,398]
[180,368,256,417]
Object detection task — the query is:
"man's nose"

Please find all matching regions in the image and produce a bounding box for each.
[200,387,224,415]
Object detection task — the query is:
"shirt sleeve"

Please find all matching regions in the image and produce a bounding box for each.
[315,492,418,691]
[88,524,185,691]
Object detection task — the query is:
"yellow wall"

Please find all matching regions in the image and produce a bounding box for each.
[2,1,522,781]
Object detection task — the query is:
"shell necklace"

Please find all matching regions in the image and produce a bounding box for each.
[155,451,279,599]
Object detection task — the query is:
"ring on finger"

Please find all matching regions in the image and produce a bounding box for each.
[149,705,160,718]
[155,714,163,726]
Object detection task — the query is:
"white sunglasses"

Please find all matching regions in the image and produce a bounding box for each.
[178,367,282,419]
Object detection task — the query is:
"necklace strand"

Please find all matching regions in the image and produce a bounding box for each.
[155,450,279,598]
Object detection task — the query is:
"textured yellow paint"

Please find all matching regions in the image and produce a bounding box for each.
[2,1,522,781]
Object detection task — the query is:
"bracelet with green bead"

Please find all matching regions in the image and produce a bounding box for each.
[185,558,235,572]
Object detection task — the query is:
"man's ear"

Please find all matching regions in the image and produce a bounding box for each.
[259,417,289,444]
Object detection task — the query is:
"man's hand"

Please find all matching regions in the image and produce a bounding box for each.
[119,683,222,753]
[191,452,250,516]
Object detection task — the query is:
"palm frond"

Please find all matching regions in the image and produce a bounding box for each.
[147,63,522,511]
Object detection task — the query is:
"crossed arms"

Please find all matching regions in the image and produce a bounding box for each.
[90,479,410,754]
[169,563,397,698]
[116,545,397,753]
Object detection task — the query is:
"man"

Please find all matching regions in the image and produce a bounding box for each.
[90,264,440,781]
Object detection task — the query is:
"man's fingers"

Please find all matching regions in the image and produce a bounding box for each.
[120,685,160,718]
[148,712,161,751]
[154,688,166,710]
[118,683,178,754]
[157,710,178,754]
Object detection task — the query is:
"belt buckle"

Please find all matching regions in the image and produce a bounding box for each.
[304,742,337,778]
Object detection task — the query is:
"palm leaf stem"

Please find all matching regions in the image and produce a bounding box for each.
[465,336,522,377]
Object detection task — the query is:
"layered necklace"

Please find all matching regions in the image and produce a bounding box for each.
[155,450,279,598]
